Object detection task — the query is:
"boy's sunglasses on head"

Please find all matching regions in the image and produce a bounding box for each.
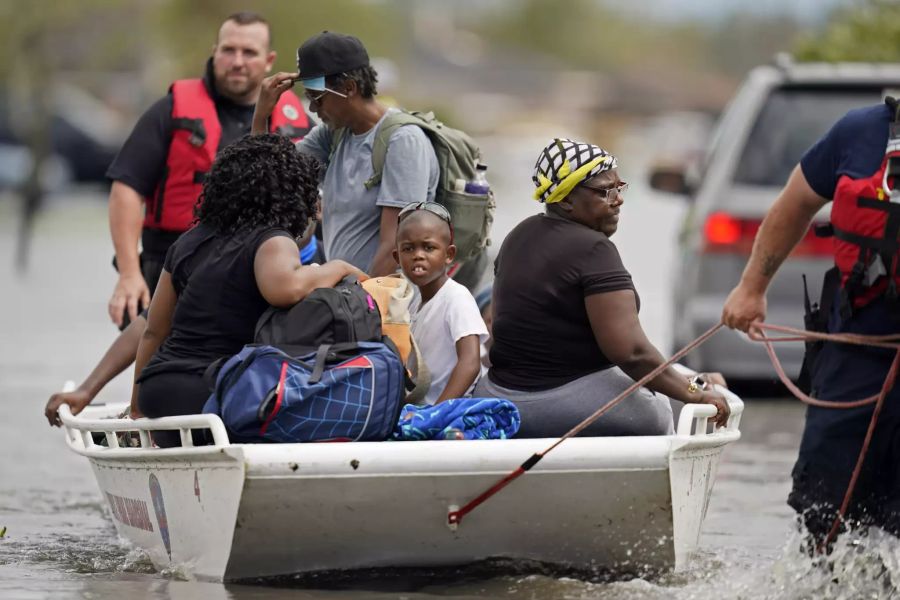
[398,201,454,242]
[398,201,451,223]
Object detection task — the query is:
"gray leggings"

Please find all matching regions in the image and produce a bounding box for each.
[475,367,675,438]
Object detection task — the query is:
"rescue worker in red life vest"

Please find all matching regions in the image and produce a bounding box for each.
[723,97,900,547]
[106,11,312,329]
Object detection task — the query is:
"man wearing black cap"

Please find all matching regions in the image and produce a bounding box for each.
[106,12,313,329]
[253,31,439,276]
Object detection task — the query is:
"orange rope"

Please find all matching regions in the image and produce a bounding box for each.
[447,322,723,526]
[448,319,900,555]
[748,321,900,550]
[820,348,900,551]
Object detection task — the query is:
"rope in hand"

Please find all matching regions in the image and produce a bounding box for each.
[749,322,900,552]
[449,318,900,555]
[446,322,725,527]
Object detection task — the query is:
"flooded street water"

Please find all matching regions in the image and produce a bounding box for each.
[2,129,899,598]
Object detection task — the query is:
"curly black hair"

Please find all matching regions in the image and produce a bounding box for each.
[327,65,379,99]
[194,133,320,237]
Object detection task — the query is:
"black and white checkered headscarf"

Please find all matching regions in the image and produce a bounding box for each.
[532,138,617,204]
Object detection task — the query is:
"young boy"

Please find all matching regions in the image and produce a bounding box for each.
[393,202,487,405]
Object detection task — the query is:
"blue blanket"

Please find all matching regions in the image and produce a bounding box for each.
[391,397,520,441]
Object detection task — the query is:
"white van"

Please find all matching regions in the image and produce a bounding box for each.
[651,57,900,382]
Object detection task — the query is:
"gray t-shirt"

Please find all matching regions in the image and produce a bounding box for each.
[296,109,439,271]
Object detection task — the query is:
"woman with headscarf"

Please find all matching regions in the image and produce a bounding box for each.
[475,139,728,437]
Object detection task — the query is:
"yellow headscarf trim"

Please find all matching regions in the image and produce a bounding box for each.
[535,155,610,204]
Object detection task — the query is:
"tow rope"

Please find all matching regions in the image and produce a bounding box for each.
[446,322,724,527]
[749,322,900,551]
[447,321,900,554]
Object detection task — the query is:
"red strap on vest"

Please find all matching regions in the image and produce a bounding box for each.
[144,80,311,232]
[830,99,900,313]
[271,92,310,139]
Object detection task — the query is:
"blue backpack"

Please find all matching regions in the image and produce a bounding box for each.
[202,341,405,443]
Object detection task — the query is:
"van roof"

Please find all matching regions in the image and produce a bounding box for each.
[770,56,900,84]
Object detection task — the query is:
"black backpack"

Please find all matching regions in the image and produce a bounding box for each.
[254,277,382,350]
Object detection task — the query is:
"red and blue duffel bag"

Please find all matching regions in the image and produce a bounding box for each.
[202,341,405,443]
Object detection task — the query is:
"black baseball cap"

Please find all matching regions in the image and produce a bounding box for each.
[296,31,369,91]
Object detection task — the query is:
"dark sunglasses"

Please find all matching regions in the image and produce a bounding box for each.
[303,87,348,105]
[398,201,454,241]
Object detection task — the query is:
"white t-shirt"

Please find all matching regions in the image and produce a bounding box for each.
[410,278,488,406]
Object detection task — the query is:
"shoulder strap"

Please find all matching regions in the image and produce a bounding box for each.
[169,79,218,151]
[365,111,428,190]
[832,224,900,253]
[309,344,331,384]
[329,127,349,165]
[203,355,229,392]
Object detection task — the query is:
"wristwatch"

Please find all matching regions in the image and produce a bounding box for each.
[687,374,708,395]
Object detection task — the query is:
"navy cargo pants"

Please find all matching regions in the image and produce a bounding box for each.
[789,297,900,541]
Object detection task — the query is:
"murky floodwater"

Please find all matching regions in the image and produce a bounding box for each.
[3,130,900,599]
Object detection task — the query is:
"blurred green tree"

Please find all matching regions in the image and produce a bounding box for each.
[474,0,707,72]
[0,0,129,271]
[794,0,900,62]
[153,0,404,81]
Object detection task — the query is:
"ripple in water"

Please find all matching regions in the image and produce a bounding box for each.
[227,527,899,599]
[8,533,157,576]
[4,475,898,597]
[0,491,158,578]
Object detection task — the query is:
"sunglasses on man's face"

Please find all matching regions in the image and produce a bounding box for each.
[303,87,348,105]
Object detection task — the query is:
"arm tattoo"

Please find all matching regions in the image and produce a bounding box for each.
[760,253,783,278]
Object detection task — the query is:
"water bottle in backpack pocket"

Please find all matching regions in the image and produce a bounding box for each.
[202,341,405,443]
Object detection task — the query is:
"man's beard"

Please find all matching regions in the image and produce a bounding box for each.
[218,72,255,100]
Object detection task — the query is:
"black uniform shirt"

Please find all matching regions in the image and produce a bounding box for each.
[106,59,256,201]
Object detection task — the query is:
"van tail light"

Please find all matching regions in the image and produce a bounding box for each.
[703,213,758,254]
[702,212,832,257]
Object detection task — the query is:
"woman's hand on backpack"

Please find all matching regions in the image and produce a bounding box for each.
[328,260,369,282]
[344,262,370,282]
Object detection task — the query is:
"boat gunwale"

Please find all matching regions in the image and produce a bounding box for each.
[58,389,743,463]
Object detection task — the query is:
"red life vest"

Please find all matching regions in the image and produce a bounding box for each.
[831,97,900,315]
[144,79,310,232]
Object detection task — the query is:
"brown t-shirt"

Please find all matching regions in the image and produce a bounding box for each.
[488,213,638,391]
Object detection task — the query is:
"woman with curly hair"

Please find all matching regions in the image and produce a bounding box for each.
[129,134,366,444]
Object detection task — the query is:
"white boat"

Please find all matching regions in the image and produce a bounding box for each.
[57,389,743,582]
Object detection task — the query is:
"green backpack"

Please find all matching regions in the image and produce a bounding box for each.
[331,110,494,260]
